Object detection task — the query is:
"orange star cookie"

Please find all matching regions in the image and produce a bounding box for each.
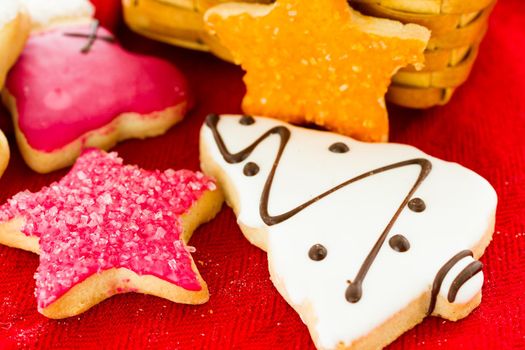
[205,0,430,141]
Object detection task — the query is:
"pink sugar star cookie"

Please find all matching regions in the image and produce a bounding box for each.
[0,149,223,318]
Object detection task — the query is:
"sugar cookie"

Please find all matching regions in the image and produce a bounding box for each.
[0,149,223,318]
[21,0,94,30]
[0,131,9,178]
[3,21,192,173]
[200,114,497,350]
[205,0,430,142]
[0,0,30,89]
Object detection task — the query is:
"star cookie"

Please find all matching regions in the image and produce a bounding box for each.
[0,149,223,318]
[205,0,430,142]
[200,114,497,349]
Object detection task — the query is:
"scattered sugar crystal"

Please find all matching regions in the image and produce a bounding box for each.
[153,227,166,240]
[168,260,177,271]
[136,195,146,204]
[99,193,113,205]
[76,171,87,180]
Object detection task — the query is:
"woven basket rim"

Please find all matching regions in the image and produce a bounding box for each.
[350,0,496,15]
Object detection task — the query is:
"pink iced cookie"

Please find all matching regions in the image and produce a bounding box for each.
[0,149,223,319]
[3,20,192,173]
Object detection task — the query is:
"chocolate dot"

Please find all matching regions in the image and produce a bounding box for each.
[239,115,255,125]
[329,142,349,153]
[308,244,327,261]
[243,162,259,176]
[408,198,426,212]
[389,235,410,252]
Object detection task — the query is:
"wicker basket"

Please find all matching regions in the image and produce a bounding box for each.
[122,0,496,108]
[352,0,496,108]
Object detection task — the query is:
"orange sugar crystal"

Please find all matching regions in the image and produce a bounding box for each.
[205,0,430,142]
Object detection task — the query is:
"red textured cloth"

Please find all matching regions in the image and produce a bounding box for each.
[0,1,524,349]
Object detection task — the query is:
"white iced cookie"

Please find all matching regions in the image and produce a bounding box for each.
[200,114,497,350]
[20,0,94,30]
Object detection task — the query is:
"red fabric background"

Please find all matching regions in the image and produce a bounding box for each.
[0,1,524,349]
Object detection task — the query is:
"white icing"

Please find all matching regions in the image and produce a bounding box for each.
[20,0,94,28]
[0,0,22,29]
[200,115,497,349]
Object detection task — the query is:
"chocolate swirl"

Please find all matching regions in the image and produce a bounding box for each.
[447,260,483,303]
[206,114,433,303]
[428,250,473,315]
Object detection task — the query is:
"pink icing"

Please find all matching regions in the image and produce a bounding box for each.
[5,25,191,152]
[0,149,216,309]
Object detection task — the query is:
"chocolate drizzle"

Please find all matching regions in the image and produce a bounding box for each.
[329,142,349,153]
[206,114,433,303]
[63,20,115,54]
[408,198,426,212]
[239,115,255,125]
[447,260,483,303]
[428,250,473,315]
[243,162,260,176]
[308,244,327,261]
[389,235,410,252]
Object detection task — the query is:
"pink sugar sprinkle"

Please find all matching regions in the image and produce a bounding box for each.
[0,149,217,309]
